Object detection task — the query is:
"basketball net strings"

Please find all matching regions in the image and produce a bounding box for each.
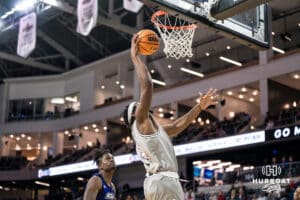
[154,13,195,59]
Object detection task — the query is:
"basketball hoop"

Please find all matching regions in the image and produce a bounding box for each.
[151,11,197,59]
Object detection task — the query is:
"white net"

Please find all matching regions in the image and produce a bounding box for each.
[153,12,196,60]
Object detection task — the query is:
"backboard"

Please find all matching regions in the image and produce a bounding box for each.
[147,0,270,50]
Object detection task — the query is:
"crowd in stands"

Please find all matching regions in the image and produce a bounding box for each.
[173,112,251,145]
[265,107,300,130]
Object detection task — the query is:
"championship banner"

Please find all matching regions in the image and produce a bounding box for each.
[76,0,98,36]
[123,0,144,13]
[17,12,36,58]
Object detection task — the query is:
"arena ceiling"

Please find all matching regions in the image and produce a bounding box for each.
[0,0,299,84]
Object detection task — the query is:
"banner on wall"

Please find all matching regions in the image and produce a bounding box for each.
[17,12,37,58]
[76,0,98,36]
[38,130,265,178]
[265,124,300,141]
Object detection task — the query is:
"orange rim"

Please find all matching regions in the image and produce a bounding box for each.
[151,10,197,30]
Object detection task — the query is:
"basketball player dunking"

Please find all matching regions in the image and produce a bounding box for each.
[84,148,116,200]
[122,34,219,200]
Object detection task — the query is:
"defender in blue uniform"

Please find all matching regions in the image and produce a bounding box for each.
[84,148,116,200]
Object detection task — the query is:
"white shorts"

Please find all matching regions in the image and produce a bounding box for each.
[144,173,184,200]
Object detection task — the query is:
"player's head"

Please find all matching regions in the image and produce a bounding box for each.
[122,101,138,128]
[94,148,115,172]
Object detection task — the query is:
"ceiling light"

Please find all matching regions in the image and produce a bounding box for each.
[92,124,97,128]
[159,113,164,118]
[229,112,235,118]
[64,130,69,135]
[51,98,65,104]
[115,80,120,85]
[219,56,242,67]
[151,69,155,74]
[158,107,164,112]
[95,128,99,132]
[180,67,204,77]
[227,91,233,96]
[87,141,93,147]
[15,144,21,151]
[152,79,166,86]
[205,119,210,124]
[27,136,31,141]
[170,116,174,120]
[280,33,292,41]
[16,137,20,141]
[283,104,290,109]
[1,14,10,20]
[186,58,190,63]
[241,87,247,92]
[101,85,105,89]
[293,74,299,79]
[65,96,78,102]
[238,94,244,99]
[293,101,297,107]
[272,46,285,54]
[21,134,26,138]
[205,52,210,56]
[249,98,255,102]
[120,84,125,89]
[26,144,32,150]
[84,126,88,130]
[197,117,202,122]
[207,160,221,165]
[14,0,37,11]
[10,134,14,138]
[103,126,108,131]
[226,46,231,50]
[35,181,50,187]
[168,64,172,69]
[252,90,258,96]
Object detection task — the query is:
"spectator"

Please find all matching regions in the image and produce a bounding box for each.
[218,190,225,200]
[238,187,247,200]
[265,118,274,130]
[125,194,133,200]
[229,189,238,200]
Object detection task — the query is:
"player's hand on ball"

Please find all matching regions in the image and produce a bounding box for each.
[131,34,139,58]
[198,88,219,110]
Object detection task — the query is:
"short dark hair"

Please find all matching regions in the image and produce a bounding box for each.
[93,148,111,166]
[122,103,137,128]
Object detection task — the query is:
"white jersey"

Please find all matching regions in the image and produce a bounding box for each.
[131,119,178,174]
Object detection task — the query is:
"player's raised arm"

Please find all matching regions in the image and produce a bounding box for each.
[130,34,153,126]
[163,88,219,137]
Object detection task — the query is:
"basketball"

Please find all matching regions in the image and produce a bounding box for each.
[137,29,160,55]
